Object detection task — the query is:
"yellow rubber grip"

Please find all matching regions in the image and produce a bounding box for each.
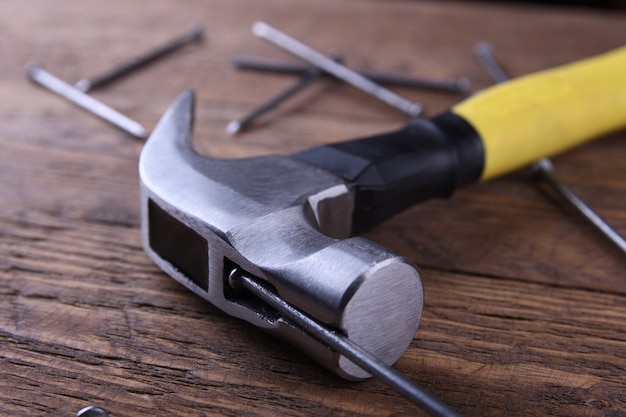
[453,46,626,180]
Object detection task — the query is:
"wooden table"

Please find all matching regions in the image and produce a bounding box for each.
[2,1,625,416]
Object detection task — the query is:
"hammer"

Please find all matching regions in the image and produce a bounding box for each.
[139,45,626,404]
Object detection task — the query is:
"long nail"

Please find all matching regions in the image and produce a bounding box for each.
[28,64,147,139]
[234,271,465,417]
[252,22,423,117]
[75,24,204,92]
[533,159,626,254]
[228,54,343,135]
[232,55,470,94]
[473,42,510,84]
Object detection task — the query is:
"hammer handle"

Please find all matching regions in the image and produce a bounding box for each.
[295,46,626,234]
[454,45,626,180]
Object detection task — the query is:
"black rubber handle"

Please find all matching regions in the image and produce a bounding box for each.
[293,112,484,234]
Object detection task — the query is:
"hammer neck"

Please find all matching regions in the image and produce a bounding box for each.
[292,113,484,234]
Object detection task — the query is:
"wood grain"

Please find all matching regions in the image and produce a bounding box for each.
[1,1,625,416]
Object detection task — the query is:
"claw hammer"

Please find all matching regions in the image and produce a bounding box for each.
[139,46,626,381]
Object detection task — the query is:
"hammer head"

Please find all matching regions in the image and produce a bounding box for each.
[139,90,423,380]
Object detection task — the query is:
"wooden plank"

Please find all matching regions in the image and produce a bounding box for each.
[0,0,625,416]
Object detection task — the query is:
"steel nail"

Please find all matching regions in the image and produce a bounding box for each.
[533,159,626,253]
[75,24,204,92]
[252,22,423,117]
[27,63,148,139]
[473,42,510,84]
[233,270,465,417]
[232,55,470,94]
[227,54,343,135]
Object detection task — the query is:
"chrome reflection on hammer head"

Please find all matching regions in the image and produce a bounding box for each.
[138,90,423,380]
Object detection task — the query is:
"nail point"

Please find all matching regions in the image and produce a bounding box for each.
[75,79,92,92]
[474,41,492,55]
[226,120,242,135]
[189,24,205,41]
[252,21,269,37]
[409,103,424,117]
[457,77,471,92]
[25,61,42,78]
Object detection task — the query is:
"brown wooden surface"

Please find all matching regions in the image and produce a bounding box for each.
[2,1,626,416]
